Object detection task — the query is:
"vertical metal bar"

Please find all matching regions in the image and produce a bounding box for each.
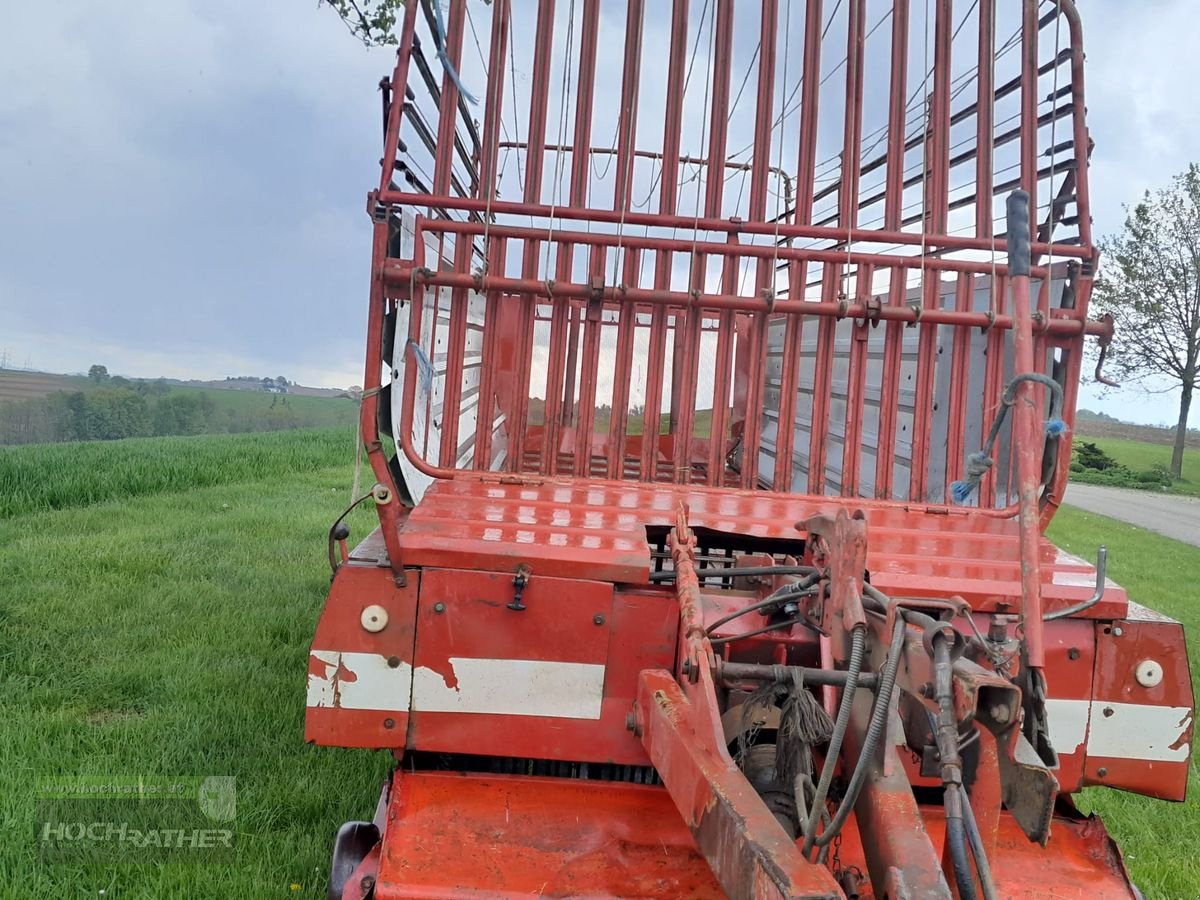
[740,266,770,489]
[561,302,582,425]
[748,0,779,223]
[910,292,940,501]
[614,0,646,212]
[641,298,670,482]
[1007,191,1045,669]
[873,275,905,498]
[975,0,995,237]
[440,242,470,467]
[1020,1,1039,206]
[510,0,557,470]
[979,273,1006,507]
[663,0,691,427]
[1064,7,1093,251]
[944,274,973,483]
[477,0,510,203]
[537,0,600,474]
[378,1,421,194]
[807,265,837,494]
[839,0,866,231]
[708,249,738,486]
[705,0,735,218]
[570,0,601,207]
[795,0,823,226]
[574,247,606,476]
[432,0,468,196]
[541,243,573,472]
[841,263,873,497]
[773,261,805,491]
[473,238,506,468]
[608,249,640,479]
[673,256,705,484]
[883,0,910,231]
[660,0,690,217]
[925,0,953,235]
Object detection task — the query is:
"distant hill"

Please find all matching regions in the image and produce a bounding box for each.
[0,368,357,445]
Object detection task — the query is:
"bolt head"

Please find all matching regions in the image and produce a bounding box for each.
[433,602,446,614]
[593,614,605,626]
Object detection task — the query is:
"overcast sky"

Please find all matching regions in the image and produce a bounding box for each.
[2,0,1197,425]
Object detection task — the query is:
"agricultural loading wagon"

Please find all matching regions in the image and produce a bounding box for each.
[305,1,1194,897]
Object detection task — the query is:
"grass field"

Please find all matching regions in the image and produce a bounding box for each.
[1073,435,1200,496]
[172,386,357,432]
[0,431,1195,897]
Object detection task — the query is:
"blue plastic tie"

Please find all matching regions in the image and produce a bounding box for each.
[407,338,435,394]
[1044,417,1068,438]
[432,1,478,105]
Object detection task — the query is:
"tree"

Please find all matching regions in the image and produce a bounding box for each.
[88,364,109,384]
[320,0,404,45]
[1093,163,1200,479]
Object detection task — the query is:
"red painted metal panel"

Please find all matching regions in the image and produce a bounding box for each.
[407,569,676,765]
[305,566,419,749]
[373,771,725,899]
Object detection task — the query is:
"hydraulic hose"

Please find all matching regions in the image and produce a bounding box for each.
[705,578,821,635]
[800,626,866,857]
[960,784,999,900]
[945,784,979,900]
[811,613,906,854]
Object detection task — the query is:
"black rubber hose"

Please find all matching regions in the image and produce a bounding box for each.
[946,785,979,900]
[704,578,821,635]
[811,613,906,851]
[960,786,999,900]
[800,627,866,857]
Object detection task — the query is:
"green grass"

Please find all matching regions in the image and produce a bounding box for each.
[1074,435,1200,497]
[1047,507,1200,898]
[0,432,385,898]
[0,428,356,518]
[0,434,1194,897]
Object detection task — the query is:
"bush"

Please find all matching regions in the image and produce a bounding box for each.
[1074,441,1118,471]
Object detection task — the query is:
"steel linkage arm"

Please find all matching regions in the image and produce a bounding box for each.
[632,504,842,900]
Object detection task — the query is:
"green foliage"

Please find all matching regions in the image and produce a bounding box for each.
[1070,436,1200,497]
[1073,440,1118,471]
[321,0,404,45]
[87,364,108,384]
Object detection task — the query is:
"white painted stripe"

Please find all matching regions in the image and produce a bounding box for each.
[1085,701,1192,762]
[1047,698,1192,763]
[412,657,605,720]
[307,652,606,720]
[307,650,411,711]
[1045,698,1090,755]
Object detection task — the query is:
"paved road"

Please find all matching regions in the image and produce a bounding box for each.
[1062,483,1200,547]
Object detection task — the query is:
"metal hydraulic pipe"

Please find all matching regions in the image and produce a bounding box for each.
[718,662,879,691]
